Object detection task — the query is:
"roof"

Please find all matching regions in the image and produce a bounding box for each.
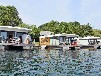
[55,33,79,37]
[0,26,31,33]
[39,35,54,38]
[80,36,101,40]
[40,31,54,36]
[39,34,79,38]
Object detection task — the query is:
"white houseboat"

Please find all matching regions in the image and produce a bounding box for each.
[78,36,101,45]
[39,31,80,50]
[0,26,33,50]
[39,32,79,46]
[39,31,101,50]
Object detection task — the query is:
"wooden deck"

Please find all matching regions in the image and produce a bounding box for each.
[0,43,101,50]
[45,45,63,49]
[45,44,101,50]
[0,43,41,50]
[0,43,35,46]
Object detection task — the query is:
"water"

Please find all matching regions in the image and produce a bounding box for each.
[0,49,101,76]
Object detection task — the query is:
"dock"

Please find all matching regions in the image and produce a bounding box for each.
[0,43,41,50]
[0,43,101,51]
[45,44,101,50]
[45,45,63,49]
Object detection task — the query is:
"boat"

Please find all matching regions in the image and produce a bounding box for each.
[39,33,79,45]
[78,36,101,45]
[39,31,101,50]
[77,36,101,49]
[0,26,35,50]
[39,32,79,50]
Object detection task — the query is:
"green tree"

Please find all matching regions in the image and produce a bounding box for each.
[19,23,40,38]
[38,20,60,33]
[0,5,22,26]
[93,29,101,37]
[38,21,94,37]
[29,25,40,38]
[81,23,94,36]
[18,23,30,28]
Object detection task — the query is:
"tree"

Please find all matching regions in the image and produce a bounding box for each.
[0,5,22,26]
[29,25,40,38]
[38,20,60,33]
[93,29,101,37]
[18,23,29,28]
[38,21,94,37]
[19,23,40,38]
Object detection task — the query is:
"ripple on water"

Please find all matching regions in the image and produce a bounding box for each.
[0,49,101,76]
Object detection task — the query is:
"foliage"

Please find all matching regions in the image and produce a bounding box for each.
[93,29,101,37]
[0,5,101,38]
[39,20,94,37]
[18,23,40,38]
[29,25,40,38]
[18,23,29,28]
[0,6,22,26]
[38,20,60,33]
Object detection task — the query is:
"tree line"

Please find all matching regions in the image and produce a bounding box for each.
[0,5,101,39]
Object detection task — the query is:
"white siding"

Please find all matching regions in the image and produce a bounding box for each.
[79,40,89,45]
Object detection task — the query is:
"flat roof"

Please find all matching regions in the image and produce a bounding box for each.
[79,36,101,40]
[55,34,79,37]
[39,34,79,38]
[0,26,31,33]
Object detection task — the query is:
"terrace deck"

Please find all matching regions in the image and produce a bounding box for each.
[0,43,41,50]
[45,44,101,50]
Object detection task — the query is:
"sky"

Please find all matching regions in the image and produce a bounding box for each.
[0,0,101,29]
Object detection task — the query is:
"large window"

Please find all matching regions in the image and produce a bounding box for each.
[16,32,23,37]
[1,32,7,40]
[59,36,66,42]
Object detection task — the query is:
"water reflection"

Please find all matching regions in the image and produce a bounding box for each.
[0,49,101,75]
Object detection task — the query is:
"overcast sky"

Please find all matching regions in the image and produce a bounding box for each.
[0,0,101,29]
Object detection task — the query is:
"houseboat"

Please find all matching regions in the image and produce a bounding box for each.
[39,31,101,50]
[39,33,79,45]
[77,36,101,49]
[39,31,79,49]
[0,26,34,50]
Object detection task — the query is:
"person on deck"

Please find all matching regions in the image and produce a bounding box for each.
[22,33,32,44]
[9,38,13,43]
[16,36,21,44]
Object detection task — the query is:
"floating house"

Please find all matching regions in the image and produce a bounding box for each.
[0,26,31,43]
[39,31,79,46]
[39,31,101,50]
[0,26,35,50]
[54,33,79,45]
[78,36,101,45]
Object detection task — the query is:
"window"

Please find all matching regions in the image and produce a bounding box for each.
[1,32,7,40]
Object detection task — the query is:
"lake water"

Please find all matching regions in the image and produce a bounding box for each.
[0,48,101,76]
